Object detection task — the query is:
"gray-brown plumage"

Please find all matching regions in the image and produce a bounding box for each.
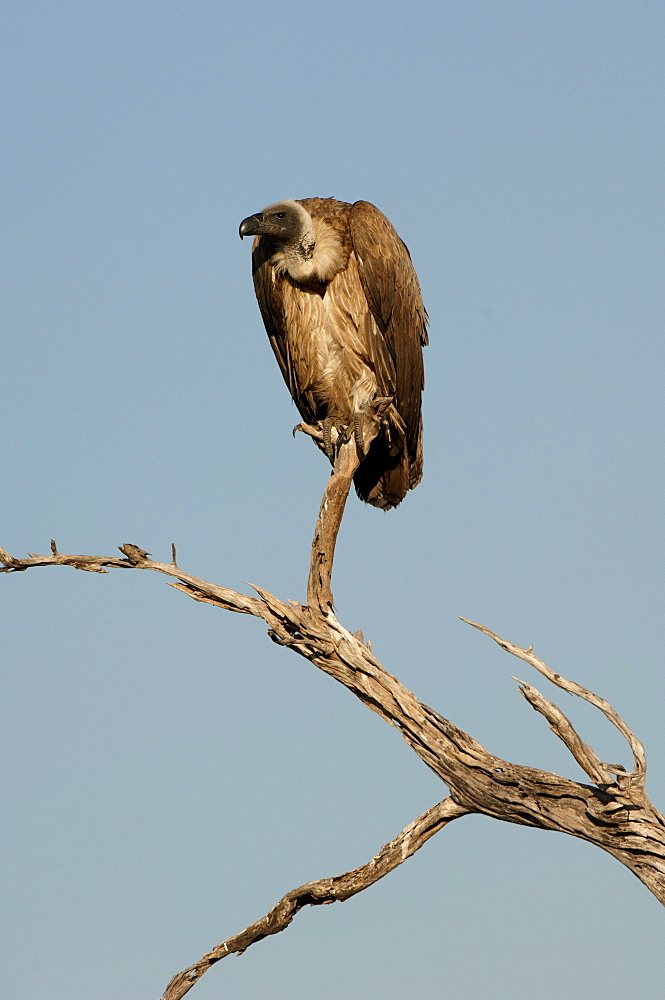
[239,197,428,509]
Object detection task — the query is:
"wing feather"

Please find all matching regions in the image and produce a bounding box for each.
[251,236,318,425]
[349,201,428,479]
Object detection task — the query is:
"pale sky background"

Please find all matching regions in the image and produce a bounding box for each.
[3,2,664,998]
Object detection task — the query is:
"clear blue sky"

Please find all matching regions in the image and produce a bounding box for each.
[3,2,664,998]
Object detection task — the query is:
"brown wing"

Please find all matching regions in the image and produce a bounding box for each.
[348,201,428,479]
[250,236,318,426]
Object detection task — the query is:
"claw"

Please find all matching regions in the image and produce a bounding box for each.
[293,421,324,443]
[352,395,395,460]
[321,418,351,461]
[339,423,351,445]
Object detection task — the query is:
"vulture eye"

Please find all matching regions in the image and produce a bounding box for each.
[275,212,286,219]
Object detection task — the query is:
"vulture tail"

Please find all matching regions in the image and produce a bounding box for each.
[353,439,413,510]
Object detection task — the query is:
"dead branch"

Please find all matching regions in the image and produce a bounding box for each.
[160,797,469,1000]
[3,536,664,908]
[511,677,613,785]
[460,618,648,784]
[3,464,664,997]
[307,437,361,612]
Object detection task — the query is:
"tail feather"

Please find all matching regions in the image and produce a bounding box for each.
[353,437,413,510]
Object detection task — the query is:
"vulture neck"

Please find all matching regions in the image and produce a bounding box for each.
[274,215,345,286]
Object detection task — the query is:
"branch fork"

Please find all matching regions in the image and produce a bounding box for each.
[2,450,664,999]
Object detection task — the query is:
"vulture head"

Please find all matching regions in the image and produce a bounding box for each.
[239,199,345,284]
[238,200,313,245]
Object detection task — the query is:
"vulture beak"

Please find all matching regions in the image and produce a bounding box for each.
[239,213,264,239]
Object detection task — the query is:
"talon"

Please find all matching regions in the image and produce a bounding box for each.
[294,417,355,462]
[293,421,324,443]
[372,395,393,417]
[336,422,350,445]
[321,418,352,461]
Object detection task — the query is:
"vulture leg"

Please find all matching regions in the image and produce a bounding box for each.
[353,413,367,457]
[322,419,334,460]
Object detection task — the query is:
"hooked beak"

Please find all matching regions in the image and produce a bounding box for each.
[239,213,264,239]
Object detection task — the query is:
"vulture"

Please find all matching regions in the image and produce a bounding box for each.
[239,197,428,509]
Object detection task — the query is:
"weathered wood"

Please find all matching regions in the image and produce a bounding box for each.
[306,438,360,612]
[3,515,663,999]
[160,797,469,1000]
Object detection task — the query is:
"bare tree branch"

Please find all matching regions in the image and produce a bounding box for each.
[307,438,361,612]
[512,677,613,785]
[160,797,469,1000]
[0,542,265,615]
[460,618,648,785]
[4,537,665,912]
[4,467,665,997]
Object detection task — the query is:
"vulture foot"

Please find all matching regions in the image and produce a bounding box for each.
[353,396,394,457]
[293,421,323,443]
[321,417,350,462]
[293,419,351,463]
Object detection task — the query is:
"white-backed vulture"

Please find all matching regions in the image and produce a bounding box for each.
[239,197,428,509]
